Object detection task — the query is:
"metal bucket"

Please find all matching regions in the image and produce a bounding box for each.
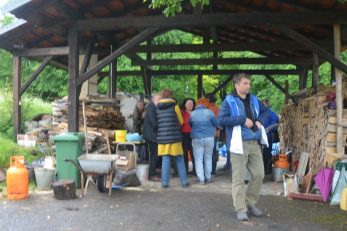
[272,167,289,182]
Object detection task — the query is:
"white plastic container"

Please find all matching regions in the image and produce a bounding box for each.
[136,164,149,183]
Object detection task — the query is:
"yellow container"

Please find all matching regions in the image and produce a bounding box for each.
[115,130,127,142]
[340,187,347,211]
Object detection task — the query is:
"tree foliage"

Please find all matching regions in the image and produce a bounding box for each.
[147,0,210,16]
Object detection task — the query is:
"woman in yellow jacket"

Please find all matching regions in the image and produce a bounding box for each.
[156,89,189,188]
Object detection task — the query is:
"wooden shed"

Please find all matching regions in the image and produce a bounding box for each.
[0,0,347,162]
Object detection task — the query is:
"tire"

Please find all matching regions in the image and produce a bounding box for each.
[97,175,107,193]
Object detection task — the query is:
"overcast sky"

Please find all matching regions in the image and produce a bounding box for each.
[0,0,9,19]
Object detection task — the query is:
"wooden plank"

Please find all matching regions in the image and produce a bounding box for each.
[327,124,347,134]
[130,42,320,53]
[114,69,301,76]
[334,24,344,157]
[131,57,311,66]
[67,27,80,132]
[328,117,347,127]
[13,56,21,140]
[276,25,347,74]
[20,56,53,95]
[13,47,69,57]
[77,28,158,86]
[76,12,347,31]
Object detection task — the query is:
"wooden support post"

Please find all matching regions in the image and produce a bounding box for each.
[333,24,344,157]
[146,39,152,99]
[285,80,289,105]
[299,67,308,90]
[197,75,203,98]
[13,56,21,140]
[312,53,319,94]
[109,59,117,98]
[68,27,80,132]
[330,65,336,85]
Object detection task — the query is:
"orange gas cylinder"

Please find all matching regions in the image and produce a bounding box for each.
[6,156,29,200]
[274,154,290,169]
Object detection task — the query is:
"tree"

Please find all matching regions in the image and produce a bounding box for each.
[147,0,210,16]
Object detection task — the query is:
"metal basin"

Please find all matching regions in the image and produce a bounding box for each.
[78,154,118,174]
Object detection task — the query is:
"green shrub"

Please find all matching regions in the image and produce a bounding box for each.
[0,135,44,169]
[0,91,52,140]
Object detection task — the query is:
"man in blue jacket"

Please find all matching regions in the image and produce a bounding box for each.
[218,73,269,221]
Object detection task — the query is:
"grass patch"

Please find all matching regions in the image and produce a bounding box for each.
[0,135,44,169]
[0,91,52,140]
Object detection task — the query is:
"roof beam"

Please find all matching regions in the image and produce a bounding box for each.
[275,25,347,74]
[112,69,301,76]
[13,47,69,57]
[76,12,347,31]
[129,42,331,53]
[131,57,311,66]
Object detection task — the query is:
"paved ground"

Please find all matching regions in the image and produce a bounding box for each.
[1,173,346,231]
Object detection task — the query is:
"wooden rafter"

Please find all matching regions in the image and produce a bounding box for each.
[76,12,347,31]
[20,56,53,95]
[77,27,158,86]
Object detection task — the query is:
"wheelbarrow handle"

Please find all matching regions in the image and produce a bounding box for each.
[64,158,83,172]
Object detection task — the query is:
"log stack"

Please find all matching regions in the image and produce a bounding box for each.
[280,83,347,176]
[50,96,126,153]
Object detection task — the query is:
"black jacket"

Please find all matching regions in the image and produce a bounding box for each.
[156,99,182,144]
[143,102,158,142]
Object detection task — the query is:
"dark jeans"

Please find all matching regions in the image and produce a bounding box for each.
[263,139,273,174]
[182,132,195,174]
[224,150,231,169]
[147,140,160,178]
[211,137,218,175]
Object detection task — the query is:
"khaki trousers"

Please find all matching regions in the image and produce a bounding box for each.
[230,141,264,212]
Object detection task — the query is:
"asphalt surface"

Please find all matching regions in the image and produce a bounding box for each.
[1,174,346,231]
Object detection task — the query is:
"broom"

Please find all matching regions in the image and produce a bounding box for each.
[287,192,324,202]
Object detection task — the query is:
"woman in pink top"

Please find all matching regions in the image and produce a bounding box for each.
[180,98,196,175]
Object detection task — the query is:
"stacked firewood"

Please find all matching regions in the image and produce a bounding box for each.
[280,84,347,174]
[50,97,126,153]
[79,100,125,130]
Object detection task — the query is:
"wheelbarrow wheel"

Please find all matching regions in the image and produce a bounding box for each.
[97,175,107,193]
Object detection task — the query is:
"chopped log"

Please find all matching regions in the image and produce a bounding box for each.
[52,179,76,200]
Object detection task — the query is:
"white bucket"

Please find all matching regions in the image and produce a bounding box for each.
[34,168,55,190]
[136,164,149,183]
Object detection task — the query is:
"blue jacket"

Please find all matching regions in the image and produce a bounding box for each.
[263,108,279,134]
[189,105,220,139]
[218,93,269,149]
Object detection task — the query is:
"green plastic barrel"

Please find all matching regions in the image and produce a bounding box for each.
[53,132,85,188]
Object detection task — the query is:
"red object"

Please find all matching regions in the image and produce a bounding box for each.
[181,110,192,133]
[274,154,289,169]
[6,156,29,200]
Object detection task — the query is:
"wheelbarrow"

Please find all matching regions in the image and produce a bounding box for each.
[65,153,118,197]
